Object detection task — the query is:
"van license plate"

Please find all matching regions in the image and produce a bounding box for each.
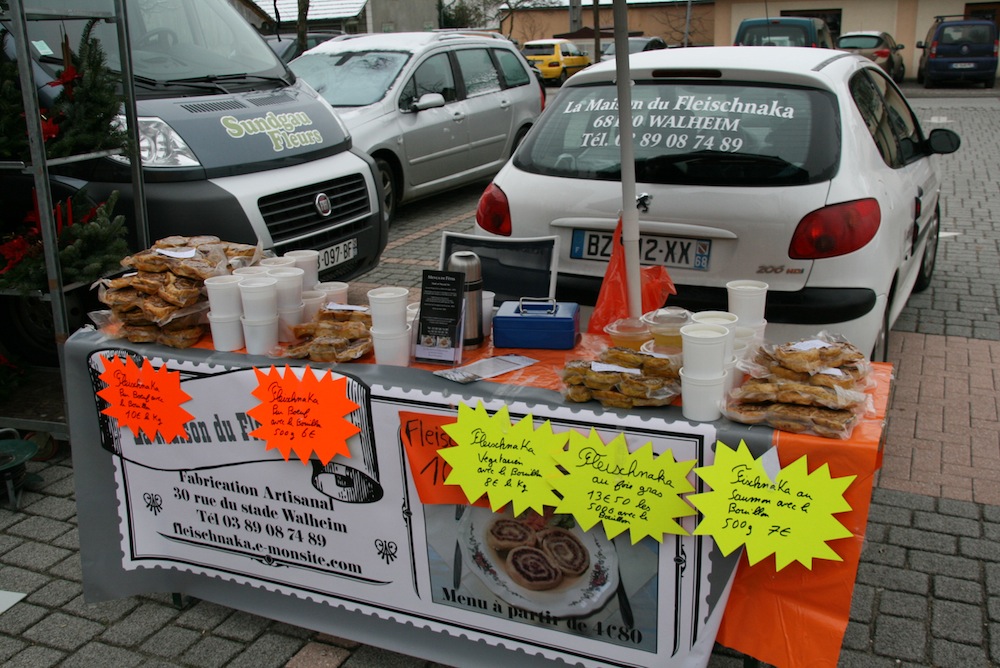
[319,238,358,271]
[570,230,711,270]
[952,63,976,69]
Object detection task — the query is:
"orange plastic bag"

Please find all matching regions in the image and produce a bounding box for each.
[587,217,676,334]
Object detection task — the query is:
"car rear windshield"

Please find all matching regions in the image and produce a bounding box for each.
[838,35,884,49]
[523,44,556,56]
[738,25,810,47]
[938,24,995,46]
[514,81,840,187]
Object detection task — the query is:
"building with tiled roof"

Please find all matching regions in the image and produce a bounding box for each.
[238,0,439,34]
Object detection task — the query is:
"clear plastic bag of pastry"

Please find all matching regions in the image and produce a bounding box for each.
[560,355,680,409]
[729,376,870,410]
[722,398,870,439]
[741,330,873,391]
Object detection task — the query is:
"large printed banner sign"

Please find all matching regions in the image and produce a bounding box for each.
[83,349,736,668]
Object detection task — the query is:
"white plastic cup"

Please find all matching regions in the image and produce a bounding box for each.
[367,286,409,333]
[203,275,243,318]
[267,266,305,311]
[278,302,304,342]
[301,290,326,322]
[238,277,278,321]
[691,310,739,361]
[725,356,741,393]
[732,325,757,346]
[726,280,768,327]
[749,319,768,343]
[680,367,727,422]
[482,290,496,337]
[680,322,730,379]
[232,266,270,277]
[207,311,244,351]
[241,315,279,356]
[316,281,349,305]
[284,249,320,290]
[259,256,296,268]
[370,324,412,366]
[406,302,420,324]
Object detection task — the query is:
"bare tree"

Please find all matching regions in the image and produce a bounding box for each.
[297,0,309,53]
[491,0,559,40]
[651,2,712,46]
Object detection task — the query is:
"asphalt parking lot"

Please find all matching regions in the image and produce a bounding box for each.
[1,83,998,667]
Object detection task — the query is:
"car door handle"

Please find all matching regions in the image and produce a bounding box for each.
[499,99,511,109]
[452,111,466,122]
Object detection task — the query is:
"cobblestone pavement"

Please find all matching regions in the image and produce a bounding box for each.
[1,92,998,667]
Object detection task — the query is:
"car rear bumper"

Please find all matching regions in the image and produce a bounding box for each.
[557,274,877,324]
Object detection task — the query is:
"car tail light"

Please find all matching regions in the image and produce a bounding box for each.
[476,183,512,236]
[538,79,546,112]
[873,48,890,58]
[788,199,881,259]
[547,60,560,68]
[929,40,939,58]
[994,39,999,57]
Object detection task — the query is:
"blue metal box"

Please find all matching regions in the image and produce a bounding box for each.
[492,299,580,350]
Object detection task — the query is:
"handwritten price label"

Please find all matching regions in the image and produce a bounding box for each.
[247,366,360,465]
[689,440,856,570]
[98,354,193,442]
[551,429,697,543]
[440,402,565,515]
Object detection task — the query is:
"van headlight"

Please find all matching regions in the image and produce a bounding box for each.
[109,115,201,167]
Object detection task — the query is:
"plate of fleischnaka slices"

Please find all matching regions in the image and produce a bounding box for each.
[459,507,618,617]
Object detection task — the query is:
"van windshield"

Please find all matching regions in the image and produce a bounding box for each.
[19,0,285,90]
[514,81,840,187]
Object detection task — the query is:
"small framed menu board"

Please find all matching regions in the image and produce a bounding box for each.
[414,270,465,365]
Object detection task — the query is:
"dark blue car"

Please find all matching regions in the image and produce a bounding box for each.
[916,16,998,88]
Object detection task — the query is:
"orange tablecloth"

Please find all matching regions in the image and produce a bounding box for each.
[195,331,889,667]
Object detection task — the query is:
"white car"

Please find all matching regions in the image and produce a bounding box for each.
[291,32,544,223]
[476,46,960,358]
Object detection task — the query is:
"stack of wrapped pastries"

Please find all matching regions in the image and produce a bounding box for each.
[98,235,258,348]
[724,336,873,438]
[561,347,681,409]
[284,304,374,363]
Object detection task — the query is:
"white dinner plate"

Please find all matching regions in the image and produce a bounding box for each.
[459,506,618,617]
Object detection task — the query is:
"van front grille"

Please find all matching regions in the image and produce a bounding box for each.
[258,175,371,244]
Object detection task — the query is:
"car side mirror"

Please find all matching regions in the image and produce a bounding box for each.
[916,41,926,49]
[411,92,446,112]
[896,44,906,51]
[927,128,961,155]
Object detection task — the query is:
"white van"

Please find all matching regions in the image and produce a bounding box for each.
[0,0,386,361]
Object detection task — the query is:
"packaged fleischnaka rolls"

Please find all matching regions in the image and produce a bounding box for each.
[560,346,681,409]
[724,331,874,438]
[94,235,261,348]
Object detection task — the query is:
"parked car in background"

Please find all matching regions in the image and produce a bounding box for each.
[600,36,668,61]
[476,46,961,359]
[290,32,543,224]
[521,38,591,85]
[837,30,906,82]
[734,17,834,48]
[916,15,997,88]
[263,31,340,63]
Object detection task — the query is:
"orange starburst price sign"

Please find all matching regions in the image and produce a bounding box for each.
[247,365,361,465]
[97,354,193,442]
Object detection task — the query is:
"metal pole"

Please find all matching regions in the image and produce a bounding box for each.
[612,0,641,318]
[114,0,150,251]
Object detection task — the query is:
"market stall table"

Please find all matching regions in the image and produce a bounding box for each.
[64,326,889,668]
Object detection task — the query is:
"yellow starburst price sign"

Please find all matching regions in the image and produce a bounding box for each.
[551,429,697,544]
[689,440,856,570]
[440,402,566,515]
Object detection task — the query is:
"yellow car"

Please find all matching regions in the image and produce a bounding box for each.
[521,38,591,85]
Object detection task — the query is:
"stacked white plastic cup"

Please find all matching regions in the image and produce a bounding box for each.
[239,276,279,355]
[726,280,768,341]
[680,322,730,422]
[204,275,245,351]
[259,256,296,269]
[316,281,349,305]
[301,290,326,322]
[284,250,320,291]
[232,266,270,277]
[368,286,411,365]
[268,267,304,310]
